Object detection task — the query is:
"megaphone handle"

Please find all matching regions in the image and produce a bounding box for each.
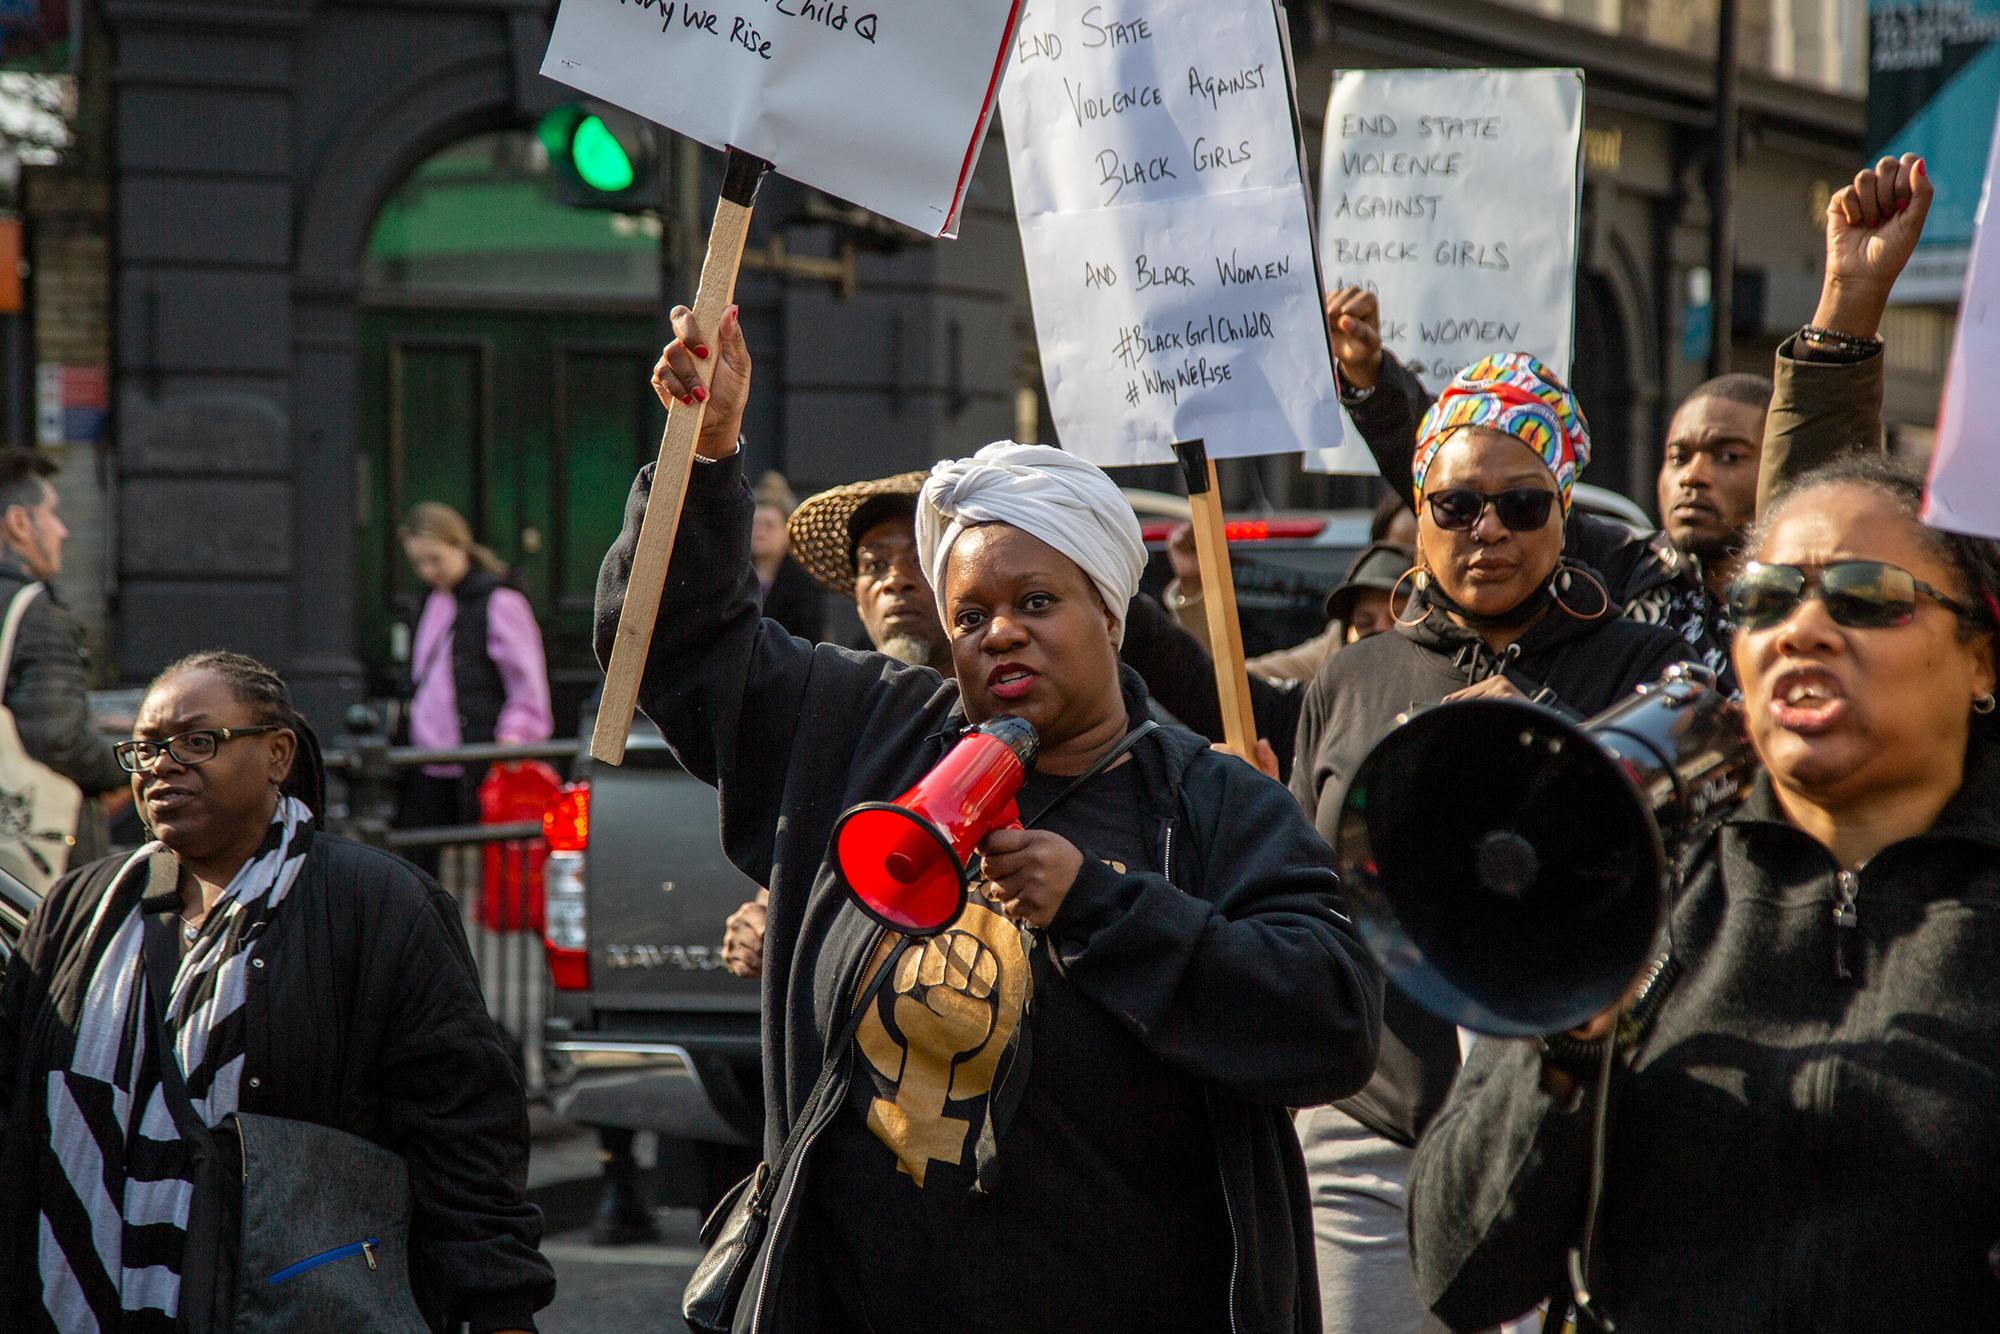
[999,798,1022,832]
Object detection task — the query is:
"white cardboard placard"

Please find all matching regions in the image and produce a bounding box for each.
[1926,100,2000,540]
[1001,0,1360,469]
[1306,67,1583,473]
[542,0,1023,238]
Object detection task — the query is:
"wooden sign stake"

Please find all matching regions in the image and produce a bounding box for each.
[593,147,772,764]
[1173,439,1259,760]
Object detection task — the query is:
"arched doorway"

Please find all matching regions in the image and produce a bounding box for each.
[356,130,664,730]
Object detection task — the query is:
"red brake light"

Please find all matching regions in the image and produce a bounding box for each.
[1223,518,1326,541]
[546,947,590,991]
[543,783,590,852]
[1140,517,1327,543]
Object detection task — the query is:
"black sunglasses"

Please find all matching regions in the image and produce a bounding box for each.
[1728,560,1981,631]
[115,724,289,774]
[1425,487,1557,534]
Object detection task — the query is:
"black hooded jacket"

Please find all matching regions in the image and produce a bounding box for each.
[1409,740,2000,1331]
[596,451,1383,1333]
[1291,590,1696,1145]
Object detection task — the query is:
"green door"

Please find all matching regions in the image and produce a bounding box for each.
[358,308,659,732]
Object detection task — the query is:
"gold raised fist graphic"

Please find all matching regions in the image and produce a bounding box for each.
[856,895,1028,1184]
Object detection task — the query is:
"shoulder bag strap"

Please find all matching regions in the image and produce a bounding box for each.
[0,582,43,685]
[754,937,908,1209]
[1022,719,1159,829]
[139,911,210,1142]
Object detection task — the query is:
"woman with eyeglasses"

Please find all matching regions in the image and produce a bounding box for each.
[0,650,553,1332]
[1288,353,1695,1334]
[1408,452,2000,1331]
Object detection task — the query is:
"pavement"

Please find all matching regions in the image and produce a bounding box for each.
[528,1109,705,1332]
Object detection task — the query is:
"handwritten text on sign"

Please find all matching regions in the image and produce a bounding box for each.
[1003,0,1362,469]
[542,0,1022,236]
[1315,68,1583,388]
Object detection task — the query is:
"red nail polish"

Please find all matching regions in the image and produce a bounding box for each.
[693,385,709,403]
[694,345,711,359]
[679,394,694,406]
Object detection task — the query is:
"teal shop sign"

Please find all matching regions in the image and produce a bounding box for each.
[1869,0,2000,300]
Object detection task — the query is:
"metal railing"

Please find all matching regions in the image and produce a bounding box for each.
[327,721,584,1097]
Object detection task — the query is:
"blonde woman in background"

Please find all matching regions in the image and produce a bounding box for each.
[397,502,552,873]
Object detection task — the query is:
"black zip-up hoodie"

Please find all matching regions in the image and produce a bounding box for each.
[1409,739,2000,1331]
[1291,590,1695,1146]
[596,453,1383,1334]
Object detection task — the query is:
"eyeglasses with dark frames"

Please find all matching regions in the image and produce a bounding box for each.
[115,724,289,774]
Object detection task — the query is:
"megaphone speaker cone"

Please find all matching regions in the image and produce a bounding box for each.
[834,802,968,935]
[1334,697,1667,1036]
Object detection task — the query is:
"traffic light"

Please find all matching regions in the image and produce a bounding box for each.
[539,103,660,210]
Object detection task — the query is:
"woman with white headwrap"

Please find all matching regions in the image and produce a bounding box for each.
[602,305,1382,1333]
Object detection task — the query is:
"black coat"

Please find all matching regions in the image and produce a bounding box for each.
[1410,740,2000,1331]
[0,835,555,1333]
[596,452,1383,1333]
[1291,593,1695,1147]
[0,554,126,863]
[1121,590,1305,776]
[759,556,825,644]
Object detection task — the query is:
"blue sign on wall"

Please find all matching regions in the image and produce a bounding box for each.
[1869,0,2000,300]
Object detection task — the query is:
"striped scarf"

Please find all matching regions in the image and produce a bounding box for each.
[37,797,314,1332]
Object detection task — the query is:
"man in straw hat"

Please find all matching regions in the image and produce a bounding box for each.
[787,470,953,673]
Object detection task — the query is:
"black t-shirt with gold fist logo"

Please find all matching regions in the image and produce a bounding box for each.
[810,761,1232,1332]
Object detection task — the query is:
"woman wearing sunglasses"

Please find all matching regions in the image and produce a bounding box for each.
[1409,452,2000,1332]
[1289,353,1694,1334]
[0,651,552,1332]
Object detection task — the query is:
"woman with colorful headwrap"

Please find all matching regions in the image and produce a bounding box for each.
[603,302,1382,1333]
[1287,354,1696,1334]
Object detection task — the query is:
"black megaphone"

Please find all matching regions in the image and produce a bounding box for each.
[1332,663,1753,1036]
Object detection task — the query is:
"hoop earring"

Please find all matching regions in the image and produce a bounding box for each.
[1975,693,1996,716]
[1392,566,1430,628]
[1550,563,1612,621]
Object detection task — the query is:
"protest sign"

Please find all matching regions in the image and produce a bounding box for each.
[1924,99,2000,540]
[1001,0,1362,471]
[1307,67,1582,474]
[543,0,1023,237]
[544,0,1023,760]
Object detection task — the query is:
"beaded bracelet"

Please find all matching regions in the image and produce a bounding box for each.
[1798,324,1883,355]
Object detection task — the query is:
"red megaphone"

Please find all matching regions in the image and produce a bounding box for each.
[833,715,1040,935]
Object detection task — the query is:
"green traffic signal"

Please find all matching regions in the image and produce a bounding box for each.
[570,115,636,193]
[538,103,649,203]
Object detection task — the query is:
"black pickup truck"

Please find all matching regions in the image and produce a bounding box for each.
[540,715,767,1197]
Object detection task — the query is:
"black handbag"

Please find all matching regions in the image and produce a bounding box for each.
[142,913,430,1334]
[682,720,1162,1331]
